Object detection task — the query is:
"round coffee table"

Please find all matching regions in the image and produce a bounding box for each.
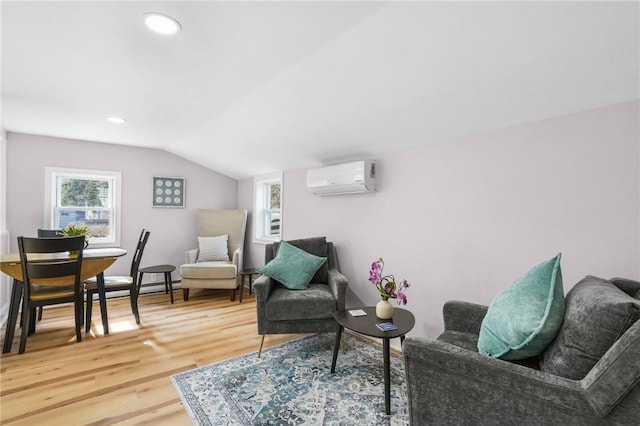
[331,306,415,415]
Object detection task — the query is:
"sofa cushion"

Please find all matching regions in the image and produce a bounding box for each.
[258,241,327,290]
[180,261,236,279]
[540,276,640,380]
[274,237,329,284]
[196,234,229,262]
[265,283,336,320]
[609,277,640,299]
[478,253,565,360]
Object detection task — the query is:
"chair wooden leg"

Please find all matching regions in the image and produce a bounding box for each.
[19,297,30,354]
[230,289,236,301]
[29,308,37,335]
[130,284,140,324]
[183,289,189,301]
[85,290,94,333]
[258,335,265,358]
[74,298,83,342]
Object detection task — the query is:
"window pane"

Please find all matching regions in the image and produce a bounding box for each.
[47,167,121,247]
[267,211,280,237]
[56,208,112,238]
[59,178,110,207]
[269,183,281,209]
[253,172,282,243]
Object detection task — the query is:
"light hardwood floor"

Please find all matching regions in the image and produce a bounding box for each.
[0,289,303,425]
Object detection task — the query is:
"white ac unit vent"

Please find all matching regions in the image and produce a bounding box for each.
[306,160,376,196]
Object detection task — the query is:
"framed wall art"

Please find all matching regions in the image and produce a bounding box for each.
[153,176,185,208]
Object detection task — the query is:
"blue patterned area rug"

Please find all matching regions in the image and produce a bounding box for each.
[171,332,409,425]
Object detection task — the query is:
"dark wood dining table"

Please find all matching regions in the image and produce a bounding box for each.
[1,247,127,353]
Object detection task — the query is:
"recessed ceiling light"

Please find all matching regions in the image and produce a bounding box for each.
[106,116,127,124]
[143,13,181,35]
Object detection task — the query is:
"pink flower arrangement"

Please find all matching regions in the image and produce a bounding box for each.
[369,257,410,305]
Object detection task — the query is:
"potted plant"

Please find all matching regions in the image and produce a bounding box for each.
[60,223,90,248]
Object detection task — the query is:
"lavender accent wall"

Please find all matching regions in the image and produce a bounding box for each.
[241,101,640,339]
[5,133,238,281]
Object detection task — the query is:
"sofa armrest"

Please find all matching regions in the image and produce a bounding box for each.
[442,301,488,335]
[327,269,348,312]
[254,274,276,335]
[581,320,640,416]
[184,248,198,264]
[403,337,601,418]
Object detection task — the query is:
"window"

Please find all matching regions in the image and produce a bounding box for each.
[253,172,283,243]
[44,167,121,247]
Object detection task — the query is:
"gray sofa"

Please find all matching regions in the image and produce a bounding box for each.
[403,276,640,425]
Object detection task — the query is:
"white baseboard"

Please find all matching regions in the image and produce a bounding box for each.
[89,280,183,299]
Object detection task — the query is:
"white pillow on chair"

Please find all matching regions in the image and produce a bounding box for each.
[197,235,229,262]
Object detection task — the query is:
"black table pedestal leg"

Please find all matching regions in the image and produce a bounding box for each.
[383,337,391,415]
[97,272,109,334]
[3,279,23,353]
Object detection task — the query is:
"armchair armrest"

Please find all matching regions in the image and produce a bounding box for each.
[253,274,275,304]
[442,300,488,335]
[184,248,198,264]
[403,336,623,419]
[327,269,348,312]
[232,248,242,271]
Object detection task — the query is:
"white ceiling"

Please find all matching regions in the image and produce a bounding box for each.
[2,1,639,180]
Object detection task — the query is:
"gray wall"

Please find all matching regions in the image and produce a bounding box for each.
[5,132,238,282]
[241,100,640,339]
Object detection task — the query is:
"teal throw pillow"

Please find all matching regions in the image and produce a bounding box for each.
[257,241,327,290]
[478,253,565,360]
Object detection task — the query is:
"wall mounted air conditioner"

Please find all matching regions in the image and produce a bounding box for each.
[306,160,376,196]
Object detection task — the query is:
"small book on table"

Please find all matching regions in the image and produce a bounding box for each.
[376,322,398,331]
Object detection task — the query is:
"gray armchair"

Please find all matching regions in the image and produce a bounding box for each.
[253,237,348,356]
[403,277,640,425]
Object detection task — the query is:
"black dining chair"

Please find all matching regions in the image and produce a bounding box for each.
[85,229,150,332]
[37,229,61,237]
[17,235,86,354]
[34,229,62,321]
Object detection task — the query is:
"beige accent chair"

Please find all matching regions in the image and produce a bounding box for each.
[180,209,247,301]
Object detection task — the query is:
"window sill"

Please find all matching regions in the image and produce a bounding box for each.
[253,236,281,245]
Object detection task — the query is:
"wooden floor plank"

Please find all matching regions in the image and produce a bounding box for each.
[1,289,303,425]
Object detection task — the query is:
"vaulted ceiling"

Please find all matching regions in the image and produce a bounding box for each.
[2,1,638,179]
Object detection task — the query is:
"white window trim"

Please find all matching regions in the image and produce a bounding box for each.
[253,171,283,245]
[44,166,122,248]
